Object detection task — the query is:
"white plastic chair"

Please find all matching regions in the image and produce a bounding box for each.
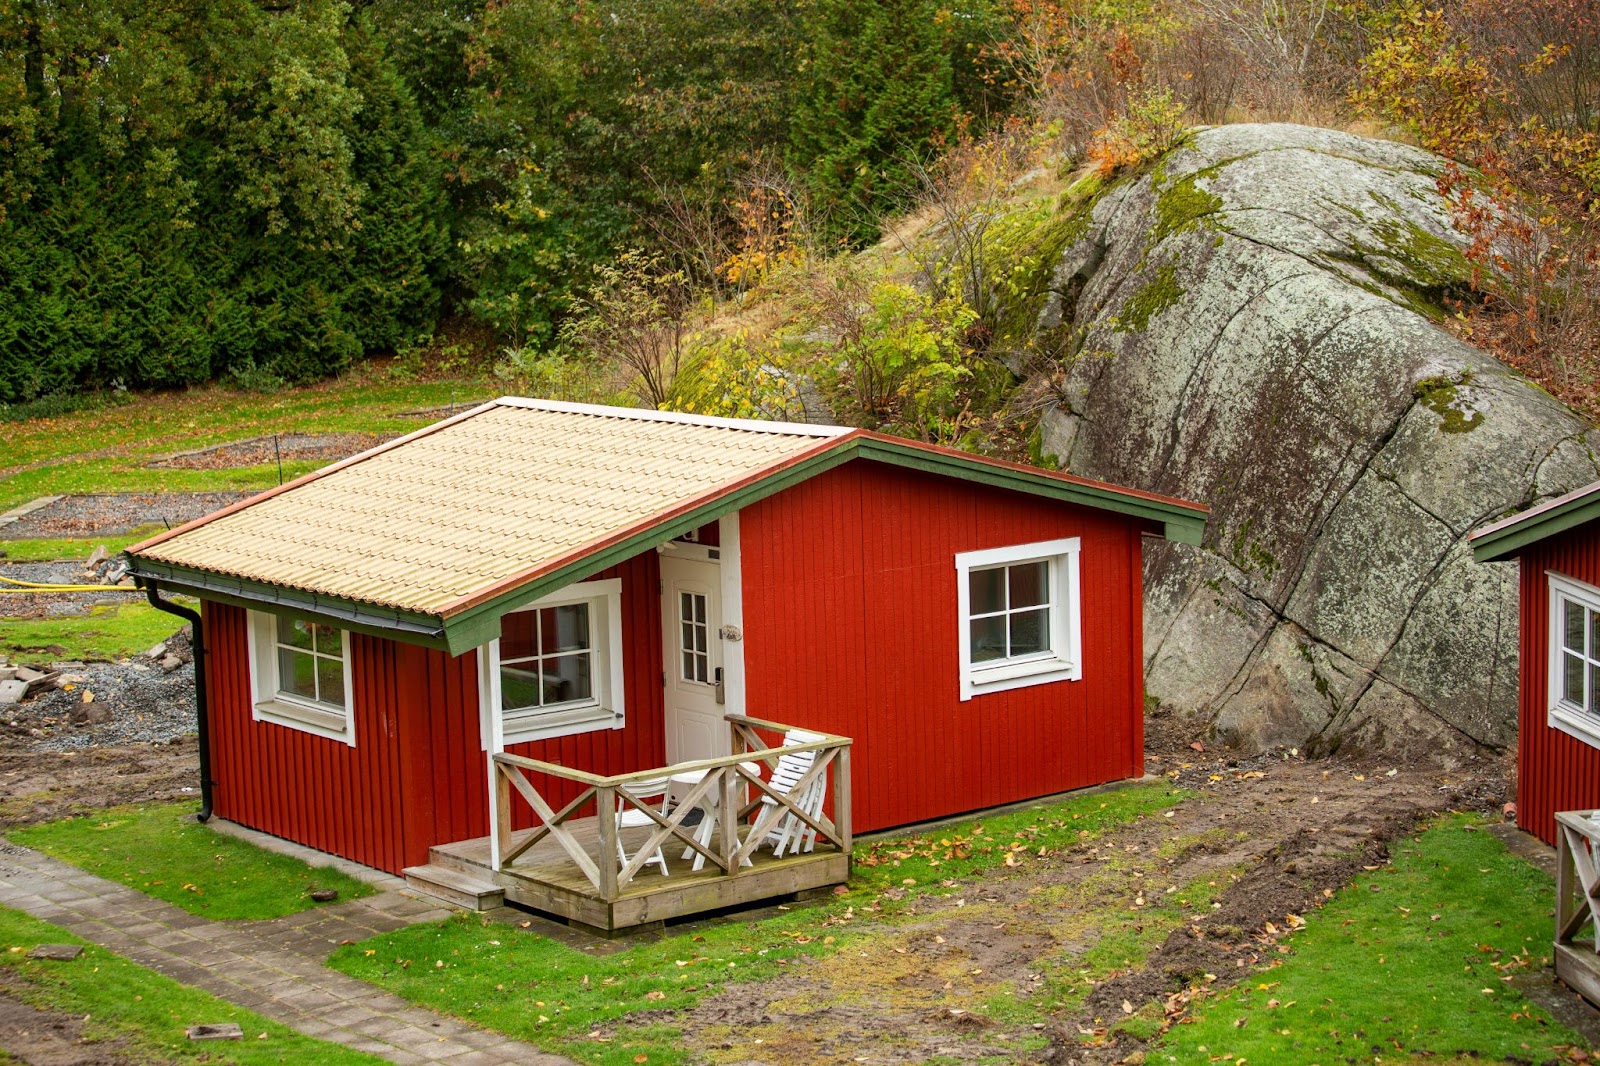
[760,729,829,857]
[615,776,674,881]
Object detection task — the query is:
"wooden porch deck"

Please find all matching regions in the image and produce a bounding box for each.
[427,817,848,932]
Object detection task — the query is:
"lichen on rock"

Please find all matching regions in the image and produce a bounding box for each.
[1025,122,1600,763]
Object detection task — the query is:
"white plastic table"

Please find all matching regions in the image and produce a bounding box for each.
[671,762,762,872]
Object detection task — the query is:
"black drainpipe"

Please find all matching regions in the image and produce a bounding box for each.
[143,583,213,822]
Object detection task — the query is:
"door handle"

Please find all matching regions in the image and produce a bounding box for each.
[714,667,725,705]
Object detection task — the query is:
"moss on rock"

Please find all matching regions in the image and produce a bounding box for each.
[1112,261,1184,333]
[1414,373,1484,433]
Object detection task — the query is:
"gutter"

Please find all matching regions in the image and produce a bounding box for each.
[140,581,213,822]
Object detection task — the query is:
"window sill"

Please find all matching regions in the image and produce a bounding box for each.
[963,657,1080,701]
[502,705,624,746]
[1550,701,1600,750]
[253,698,353,745]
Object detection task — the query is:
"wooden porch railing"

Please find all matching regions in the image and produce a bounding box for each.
[488,714,852,902]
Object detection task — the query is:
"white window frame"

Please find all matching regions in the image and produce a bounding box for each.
[245,610,356,745]
[1548,571,1600,749]
[479,579,626,748]
[955,537,1082,702]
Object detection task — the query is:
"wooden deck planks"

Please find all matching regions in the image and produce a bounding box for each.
[429,816,846,931]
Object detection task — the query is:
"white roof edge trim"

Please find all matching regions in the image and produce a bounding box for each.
[491,396,851,438]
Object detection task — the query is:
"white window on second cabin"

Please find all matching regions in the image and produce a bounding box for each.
[954,537,1082,702]
[1549,571,1600,748]
[246,611,355,745]
[481,579,626,746]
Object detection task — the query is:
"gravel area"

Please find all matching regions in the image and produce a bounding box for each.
[0,492,252,539]
[0,560,137,618]
[3,629,195,752]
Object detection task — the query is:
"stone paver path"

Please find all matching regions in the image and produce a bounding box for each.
[0,839,573,1065]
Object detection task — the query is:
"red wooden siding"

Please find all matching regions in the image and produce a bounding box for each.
[740,460,1147,834]
[1514,523,1600,845]
[204,549,666,873]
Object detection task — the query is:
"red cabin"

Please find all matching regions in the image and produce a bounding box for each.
[1473,481,1600,845]
[126,399,1206,930]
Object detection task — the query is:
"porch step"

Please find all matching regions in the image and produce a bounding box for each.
[403,863,505,911]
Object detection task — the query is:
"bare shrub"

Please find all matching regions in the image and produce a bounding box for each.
[558,249,692,409]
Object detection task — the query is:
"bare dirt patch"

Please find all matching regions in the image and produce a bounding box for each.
[0,738,199,829]
[0,974,134,1065]
[146,432,394,471]
[680,732,1512,1066]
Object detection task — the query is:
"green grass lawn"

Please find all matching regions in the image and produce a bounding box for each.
[1,601,185,662]
[1156,814,1582,1064]
[0,904,385,1064]
[10,803,374,920]
[328,783,1182,1066]
[0,370,495,512]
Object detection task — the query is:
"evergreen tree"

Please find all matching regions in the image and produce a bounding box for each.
[790,0,960,245]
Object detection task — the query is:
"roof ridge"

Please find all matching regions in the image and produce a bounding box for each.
[491,397,849,437]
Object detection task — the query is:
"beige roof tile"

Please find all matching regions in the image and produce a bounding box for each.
[130,399,846,615]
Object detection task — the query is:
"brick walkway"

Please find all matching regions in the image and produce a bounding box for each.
[0,839,573,1065]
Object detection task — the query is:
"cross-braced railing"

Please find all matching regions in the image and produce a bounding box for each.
[488,714,852,902]
[1556,811,1600,949]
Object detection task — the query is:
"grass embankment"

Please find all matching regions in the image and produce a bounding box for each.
[0,904,385,1064]
[328,783,1181,1066]
[0,369,492,661]
[10,803,373,920]
[0,370,492,512]
[1157,814,1582,1064]
[2,602,188,662]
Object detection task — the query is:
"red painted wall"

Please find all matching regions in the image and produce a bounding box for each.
[1513,523,1600,845]
[206,456,1153,869]
[740,460,1148,833]
[204,550,665,873]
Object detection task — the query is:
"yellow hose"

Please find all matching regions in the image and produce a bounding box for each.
[0,574,137,593]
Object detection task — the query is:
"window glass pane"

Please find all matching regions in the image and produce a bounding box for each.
[543,654,592,704]
[695,624,707,652]
[277,647,317,701]
[681,622,696,652]
[501,612,536,661]
[1567,600,1586,651]
[683,651,696,680]
[544,603,590,652]
[680,592,693,622]
[311,622,340,657]
[278,615,314,651]
[971,616,1006,662]
[1008,562,1049,609]
[501,665,541,710]
[695,595,706,624]
[1567,652,1586,705]
[969,568,1005,615]
[1590,608,1600,661]
[317,656,346,709]
[1010,608,1050,656]
[1591,662,1600,715]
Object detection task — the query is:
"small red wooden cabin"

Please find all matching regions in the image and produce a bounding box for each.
[1473,481,1600,845]
[125,399,1205,919]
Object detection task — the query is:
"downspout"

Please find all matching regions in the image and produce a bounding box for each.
[142,583,213,822]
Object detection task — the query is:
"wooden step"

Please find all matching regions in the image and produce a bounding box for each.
[427,836,498,877]
[403,863,505,911]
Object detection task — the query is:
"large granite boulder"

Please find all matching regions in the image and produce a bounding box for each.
[1035,123,1600,762]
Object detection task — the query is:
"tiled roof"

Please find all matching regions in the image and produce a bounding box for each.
[128,399,847,614]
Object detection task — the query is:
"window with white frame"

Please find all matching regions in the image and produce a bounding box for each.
[481,579,625,746]
[1549,571,1600,747]
[955,537,1082,701]
[247,611,355,744]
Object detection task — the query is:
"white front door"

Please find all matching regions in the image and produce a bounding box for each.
[661,552,726,765]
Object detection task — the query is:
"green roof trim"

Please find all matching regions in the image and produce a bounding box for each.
[128,433,1208,655]
[1471,481,1600,563]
